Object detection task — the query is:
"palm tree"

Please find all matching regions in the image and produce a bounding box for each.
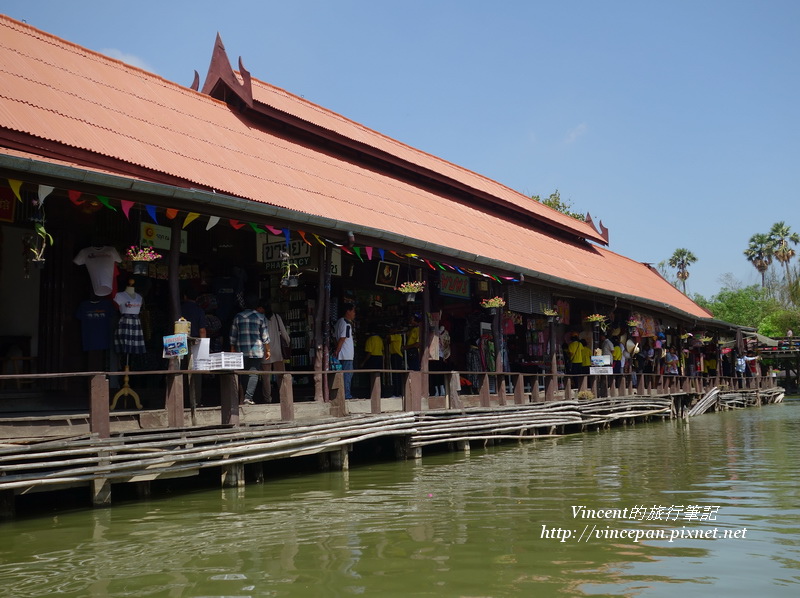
[744,233,774,288]
[668,248,697,294]
[769,221,800,287]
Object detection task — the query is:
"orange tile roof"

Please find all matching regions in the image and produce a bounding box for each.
[0,15,712,320]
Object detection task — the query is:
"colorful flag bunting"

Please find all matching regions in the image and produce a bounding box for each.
[183,212,200,228]
[37,185,54,205]
[97,195,117,211]
[120,200,134,219]
[8,179,22,201]
[146,204,158,223]
[206,216,220,230]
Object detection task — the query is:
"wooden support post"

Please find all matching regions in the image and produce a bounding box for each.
[370,371,382,414]
[545,376,555,402]
[91,477,111,507]
[252,462,264,483]
[531,375,541,403]
[514,373,525,404]
[479,373,491,407]
[165,365,184,429]
[330,372,347,417]
[638,375,645,396]
[220,373,239,426]
[221,462,245,487]
[448,371,462,409]
[564,377,573,400]
[136,481,151,499]
[455,439,470,453]
[90,374,110,439]
[406,371,423,412]
[497,375,507,406]
[279,373,295,421]
[330,446,350,471]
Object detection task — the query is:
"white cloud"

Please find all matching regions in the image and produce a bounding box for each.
[563,123,588,145]
[100,48,157,74]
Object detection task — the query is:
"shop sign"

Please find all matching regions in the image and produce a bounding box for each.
[140,223,187,253]
[590,354,612,375]
[262,240,312,271]
[439,271,470,298]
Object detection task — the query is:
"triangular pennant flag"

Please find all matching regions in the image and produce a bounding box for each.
[298,231,312,245]
[229,219,245,230]
[378,249,385,261]
[68,190,84,205]
[282,228,290,246]
[165,208,178,220]
[435,262,446,270]
[313,234,327,246]
[424,259,435,270]
[390,251,405,259]
[325,238,343,247]
[120,200,134,220]
[8,179,22,201]
[248,222,266,234]
[206,215,220,230]
[341,246,353,255]
[38,185,54,205]
[365,246,373,260]
[183,212,200,228]
[266,225,282,235]
[454,266,465,274]
[97,195,117,212]
[146,204,158,223]
[352,247,364,262]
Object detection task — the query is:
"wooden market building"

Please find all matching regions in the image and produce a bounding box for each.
[0,15,758,423]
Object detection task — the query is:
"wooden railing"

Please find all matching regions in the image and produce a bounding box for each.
[0,367,778,439]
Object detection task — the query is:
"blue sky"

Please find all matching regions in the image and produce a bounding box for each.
[4,1,799,298]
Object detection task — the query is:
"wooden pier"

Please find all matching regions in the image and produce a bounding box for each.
[0,384,784,518]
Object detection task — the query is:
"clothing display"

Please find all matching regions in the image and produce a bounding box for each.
[113,288,146,354]
[75,298,116,351]
[73,246,122,297]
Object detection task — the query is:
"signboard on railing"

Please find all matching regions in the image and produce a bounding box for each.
[590,354,612,375]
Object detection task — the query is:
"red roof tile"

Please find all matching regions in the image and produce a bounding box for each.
[0,15,712,319]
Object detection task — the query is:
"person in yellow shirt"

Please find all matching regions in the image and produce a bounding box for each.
[567,334,583,375]
[404,313,422,371]
[388,328,404,397]
[580,338,592,374]
[361,333,384,370]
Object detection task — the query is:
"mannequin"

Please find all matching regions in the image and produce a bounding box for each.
[113,280,145,354]
[111,279,144,409]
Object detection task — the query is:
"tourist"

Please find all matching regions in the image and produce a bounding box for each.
[334,303,356,399]
[664,347,679,375]
[259,300,291,404]
[230,294,270,405]
[404,313,422,371]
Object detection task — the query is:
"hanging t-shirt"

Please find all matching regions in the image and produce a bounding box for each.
[73,246,122,297]
[75,298,116,351]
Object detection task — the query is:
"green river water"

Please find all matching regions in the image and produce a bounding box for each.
[1,400,798,597]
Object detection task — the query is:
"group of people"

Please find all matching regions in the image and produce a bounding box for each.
[332,305,450,400]
[183,292,291,406]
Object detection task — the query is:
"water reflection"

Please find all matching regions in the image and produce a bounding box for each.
[0,402,798,597]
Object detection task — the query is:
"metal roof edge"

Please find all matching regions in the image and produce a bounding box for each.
[0,153,713,325]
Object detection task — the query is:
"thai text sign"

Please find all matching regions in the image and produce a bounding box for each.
[439,272,470,298]
[140,223,188,253]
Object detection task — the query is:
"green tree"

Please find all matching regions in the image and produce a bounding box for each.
[769,221,799,290]
[695,284,779,329]
[743,232,774,288]
[667,248,697,294]
[531,190,586,221]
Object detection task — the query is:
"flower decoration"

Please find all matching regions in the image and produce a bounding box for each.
[627,319,640,327]
[396,280,425,293]
[699,336,713,343]
[480,296,506,309]
[584,314,607,323]
[543,308,559,317]
[126,245,162,262]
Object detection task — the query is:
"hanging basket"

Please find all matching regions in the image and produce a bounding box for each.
[405,292,416,302]
[281,276,300,288]
[132,261,149,275]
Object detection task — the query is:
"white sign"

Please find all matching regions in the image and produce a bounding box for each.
[140,222,188,253]
[590,366,614,376]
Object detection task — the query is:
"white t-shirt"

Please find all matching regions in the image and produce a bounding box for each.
[114,290,143,315]
[74,246,121,297]
[335,317,354,360]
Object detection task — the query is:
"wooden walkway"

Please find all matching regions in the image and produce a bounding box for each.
[0,387,784,517]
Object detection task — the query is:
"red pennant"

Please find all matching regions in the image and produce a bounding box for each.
[68,190,84,205]
[229,219,245,230]
[165,208,178,219]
